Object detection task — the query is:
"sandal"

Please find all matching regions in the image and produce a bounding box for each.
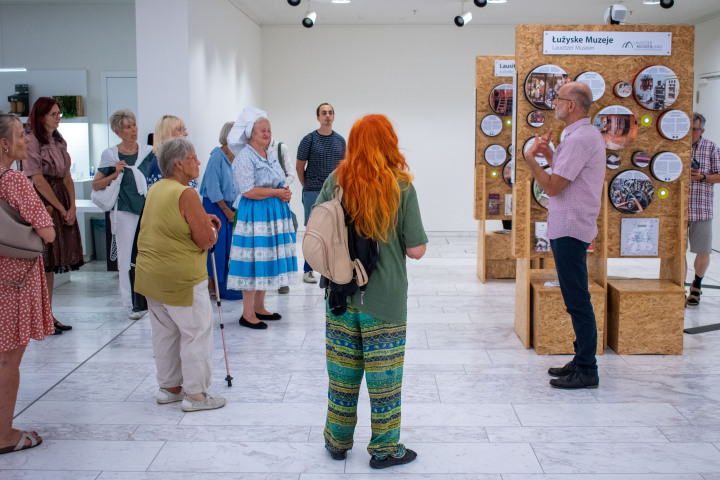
[686,286,702,306]
[0,431,42,455]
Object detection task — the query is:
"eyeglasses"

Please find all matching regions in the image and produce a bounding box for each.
[692,127,703,132]
[552,97,574,105]
[49,112,63,119]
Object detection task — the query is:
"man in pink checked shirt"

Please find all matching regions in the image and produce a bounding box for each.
[523,81,606,390]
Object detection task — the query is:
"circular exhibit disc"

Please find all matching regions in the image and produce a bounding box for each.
[527,110,546,128]
[480,114,503,137]
[633,65,679,111]
[575,71,606,101]
[524,64,569,110]
[489,83,514,116]
[532,168,552,209]
[658,110,691,140]
[607,153,621,170]
[632,151,651,168]
[593,105,638,150]
[650,151,683,182]
[609,169,655,214]
[614,81,632,98]
[485,144,507,167]
[503,159,514,187]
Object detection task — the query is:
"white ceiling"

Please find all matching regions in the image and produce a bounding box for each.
[229,0,720,26]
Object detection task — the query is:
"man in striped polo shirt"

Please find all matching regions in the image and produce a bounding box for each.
[296,103,346,283]
[523,82,606,390]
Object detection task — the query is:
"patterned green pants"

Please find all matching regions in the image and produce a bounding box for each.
[324,304,406,457]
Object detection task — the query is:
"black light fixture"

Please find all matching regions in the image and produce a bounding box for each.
[455,11,472,27]
[302,11,316,28]
[474,0,487,7]
[287,0,301,6]
[659,0,674,8]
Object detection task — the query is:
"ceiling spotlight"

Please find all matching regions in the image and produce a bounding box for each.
[287,0,301,6]
[454,11,472,27]
[303,11,317,28]
[474,0,487,7]
[660,0,674,8]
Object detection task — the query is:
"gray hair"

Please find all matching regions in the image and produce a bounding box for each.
[157,137,195,178]
[0,114,21,145]
[109,109,136,134]
[568,83,593,114]
[219,121,234,145]
[249,116,270,141]
[693,113,706,129]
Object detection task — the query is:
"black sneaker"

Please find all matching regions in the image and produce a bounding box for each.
[548,360,576,377]
[328,449,347,460]
[549,370,599,389]
[369,448,417,469]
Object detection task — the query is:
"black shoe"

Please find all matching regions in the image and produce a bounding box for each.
[52,327,63,335]
[549,370,599,389]
[548,360,575,377]
[255,312,282,321]
[54,321,72,331]
[239,316,268,329]
[329,449,347,460]
[369,448,417,469]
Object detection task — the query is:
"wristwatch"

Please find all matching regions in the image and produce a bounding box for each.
[702,174,707,182]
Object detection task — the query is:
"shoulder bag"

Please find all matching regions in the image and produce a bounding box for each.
[0,169,45,259]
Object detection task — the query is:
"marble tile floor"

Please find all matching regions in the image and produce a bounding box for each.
[4,232,720,479]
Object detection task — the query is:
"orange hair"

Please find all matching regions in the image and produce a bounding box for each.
[336,114,413,243]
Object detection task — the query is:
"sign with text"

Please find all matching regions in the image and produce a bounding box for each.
[543,31,671,56]
[494,59,515,76]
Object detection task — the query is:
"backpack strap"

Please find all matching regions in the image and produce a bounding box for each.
[278,142,287,175]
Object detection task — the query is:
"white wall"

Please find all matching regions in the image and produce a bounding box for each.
[261,24,515,231]
[0,3,136,168]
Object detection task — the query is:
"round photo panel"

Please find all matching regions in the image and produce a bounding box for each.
[532,168,552,209]
[506,144,513,155]
[632,151,651,168]
[524,64,569,110]
[651,151,683,182]
[527,110,546,128]
[522,136,556,168]
[658,110,691,140]
[503,159,514,187]
[607,153,621,170]
[609,169,655,214]
[593,105,638,150]
[575,71,606,101]
[633,65,679,111]
[614,81,632,98]
[484,144,507,167]
[480,114,503,137]
[489,83,514,116]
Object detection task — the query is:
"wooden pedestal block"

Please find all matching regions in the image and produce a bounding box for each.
[607,279,685,355]
[531,273,605,355]
[484,231,515,279]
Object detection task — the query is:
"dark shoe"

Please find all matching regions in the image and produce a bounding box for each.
[369,448,417,469]
[549,370,599,389]
[256,312,281,321]
[686,286,701,306]
[278,286,290,294]
[329,449,347,460]
[548,360,575,377]
[52,327,63,335]
[54,320,72,331]
[239,316,268,329]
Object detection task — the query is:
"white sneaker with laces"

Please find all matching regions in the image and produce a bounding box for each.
[128,308,147,320]
[157,388,185,404]
[181,394,226,412]
[303,271,318,284]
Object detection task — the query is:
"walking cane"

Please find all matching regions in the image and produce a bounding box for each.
[210,246,233,387]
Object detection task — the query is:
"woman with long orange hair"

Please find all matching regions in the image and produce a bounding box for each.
[315,114,427,469]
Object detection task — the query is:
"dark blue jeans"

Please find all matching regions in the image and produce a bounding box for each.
[550,237,598,375]
[302,190,321,273]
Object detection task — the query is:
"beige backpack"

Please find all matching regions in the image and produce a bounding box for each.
[302,185,368,287]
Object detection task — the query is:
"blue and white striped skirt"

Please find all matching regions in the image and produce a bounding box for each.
[227,196,297,291]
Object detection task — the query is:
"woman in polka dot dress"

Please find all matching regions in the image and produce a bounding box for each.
[0,114,56,454]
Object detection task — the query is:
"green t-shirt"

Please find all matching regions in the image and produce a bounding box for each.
[315,172,427,324]
[98,151,153,215]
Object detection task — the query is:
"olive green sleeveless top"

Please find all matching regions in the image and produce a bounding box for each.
[135,179,207,306]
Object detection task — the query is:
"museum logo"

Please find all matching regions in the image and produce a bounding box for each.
[622,41,634,49]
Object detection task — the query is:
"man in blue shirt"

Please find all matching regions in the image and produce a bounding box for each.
[296,103,346,283]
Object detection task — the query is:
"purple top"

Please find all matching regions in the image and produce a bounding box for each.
[23,132,72,179]
[547,118,606,243]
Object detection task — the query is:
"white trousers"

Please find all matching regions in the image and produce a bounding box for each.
[111,210,140,308]
[147,281,214,395]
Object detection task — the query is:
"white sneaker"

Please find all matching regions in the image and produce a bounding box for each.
[157,388,185,404]
[128,308,147,320]
[303,271,318,284]
[181,394,226,412]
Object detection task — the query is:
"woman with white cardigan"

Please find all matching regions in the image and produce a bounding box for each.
[92,109,153,319]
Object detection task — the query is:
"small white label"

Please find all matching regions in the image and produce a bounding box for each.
[494,59,515,77]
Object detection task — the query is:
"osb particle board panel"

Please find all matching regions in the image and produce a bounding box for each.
[514,24,694,262]
[475,55,514,221]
